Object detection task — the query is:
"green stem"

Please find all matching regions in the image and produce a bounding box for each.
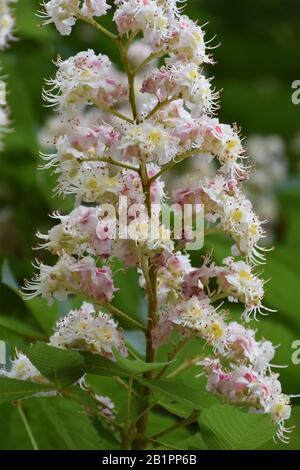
[130,433,183,450]
[122,376,134,449]
[166,356,202,379]
[145,96,181,121]
[149,148,209,182]
[91,99,134,124]
[133,49,176,76]
[118,37,139,122]
[101,302,147,332]
[17,402,39,451]
[82,156,139,173]
[131,152,157,449]
[133,400,158,426]
[101,106,134,124]
[133,265,157,450]
[78,14,118,41]
[151,410,200,440]
[155,337,191,379]
[210,292,228,303]
[133,52,159,76]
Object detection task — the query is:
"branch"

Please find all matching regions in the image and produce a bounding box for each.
[122,376,134,449]
[79,294,146,331]
[77,14,118,41]
[133,49,176,76]
[100,302,147,332]
[91,99,134,124]
[144,96,181,121]
[81,156,140,173]
[117,36,139,122]
[166,356,202,379]
[155,337,191,379]
[149,148,209,182]
[17,402,39,450]
[151,410,200,440]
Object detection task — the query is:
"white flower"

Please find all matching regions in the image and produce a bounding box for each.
[114,0,169,46]
[50,302,128,358]
[44,50,127,112]
[81,0,111,18]
[167,16,210,65]
[1,352,41,381]
[221,257,266,318]
[0,0,16,49]
[119,121,180,165]
[40,0,78,35]
[201,359,292,442]
[23,254,116,304]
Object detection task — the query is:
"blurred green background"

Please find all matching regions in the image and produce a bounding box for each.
[0,0,300,449]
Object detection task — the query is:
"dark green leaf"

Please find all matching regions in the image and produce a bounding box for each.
[26,342,85,387]
[199,404,275,450]
[0,315,45,341]
[136,377,217,410]
[113,347,170,375]
[0,377,54,403]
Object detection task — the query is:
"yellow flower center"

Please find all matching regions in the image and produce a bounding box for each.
[226,139,238,151]
[187,304,203,319]
[208,322,224,338]
[193,32,203,43]
[232,208,243,222]
[87,178,99,190]
[188,70,199,81]
[239,271,252,281]
[149,130,162,144]
[16,361,27,374]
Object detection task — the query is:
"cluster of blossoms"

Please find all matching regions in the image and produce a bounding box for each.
[201,356,292,443]
[24,253,116,305]
[15,0,293,443]
[49,302,128,359]
[44,49,128,114]
[40,0,111,35]
[0,0,16,49]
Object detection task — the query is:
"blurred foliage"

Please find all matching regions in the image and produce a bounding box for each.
[0,0,300,450]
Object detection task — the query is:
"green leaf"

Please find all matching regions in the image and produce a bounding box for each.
[62,385,100,413]
[158,400,196,419]
[177,433,208,450]
[263,248,300,333]
[136,377,217,410]
[26,297,60,336]
[1,260,19,294]
[26,343,85,387]
[0,315,46,341]
[199,404,275,450]
[147,411,192,447]
[80,351,128,378]
[0,377,54,403]
[113,347,170,375]
[30,397,112,450]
